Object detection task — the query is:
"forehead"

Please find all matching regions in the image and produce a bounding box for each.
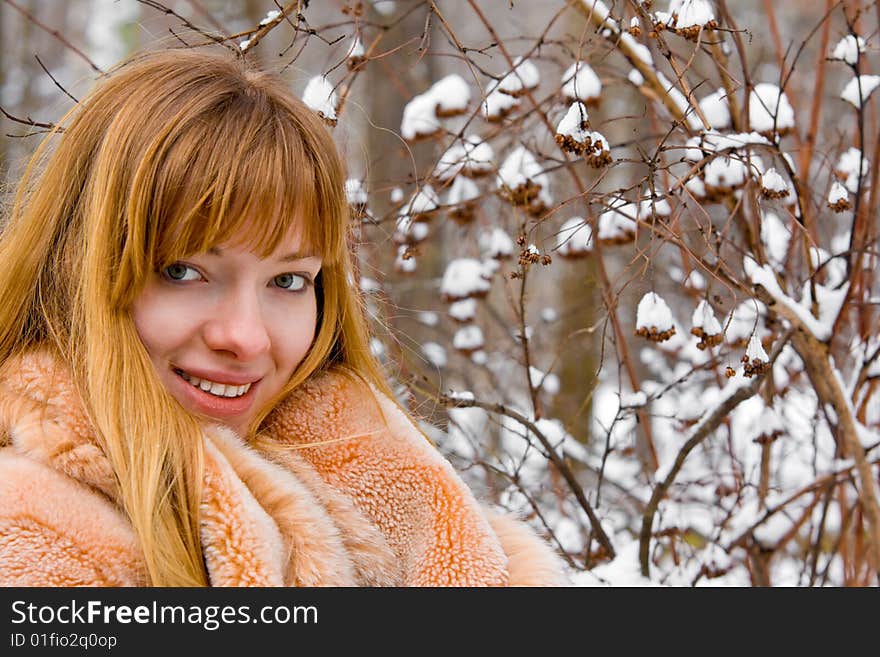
[206,218,320,259]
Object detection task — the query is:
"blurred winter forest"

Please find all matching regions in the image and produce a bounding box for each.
[2,0,879,587]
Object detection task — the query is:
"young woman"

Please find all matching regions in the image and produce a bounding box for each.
[0,49,567,586]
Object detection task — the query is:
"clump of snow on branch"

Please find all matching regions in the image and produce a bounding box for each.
[691,300,722,349]
[401,74,471,140]
[597,199,636,244]
[435,135,494,180]
[441,258,492,301]
[827,181,852,212]
[698,89,732,130]
[561,61,602,103]
[302,76,338,125]
[760,168,789,199]
[498,56,540,97]
[830,34,866,65]
[835,147,869,193]
[555,102,591,154]
[636,292,676,342]
[654,0,718,40]
[840,74,880,108]
[749,83,794,136]
[496,146,552,214]
[742,334,770,377]
[556,217,593,258]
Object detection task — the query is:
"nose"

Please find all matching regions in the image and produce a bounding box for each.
[202,288,271,360]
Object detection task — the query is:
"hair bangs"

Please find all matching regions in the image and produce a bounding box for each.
[147,93,346,272]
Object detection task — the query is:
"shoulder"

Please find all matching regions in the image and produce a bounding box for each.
[0,448,144,586]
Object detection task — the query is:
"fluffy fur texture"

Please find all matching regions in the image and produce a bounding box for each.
[0,350,568,587]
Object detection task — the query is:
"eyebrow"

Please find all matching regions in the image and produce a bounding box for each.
[207,247,319,262]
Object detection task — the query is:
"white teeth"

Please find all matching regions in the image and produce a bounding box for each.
[177,371,252,398]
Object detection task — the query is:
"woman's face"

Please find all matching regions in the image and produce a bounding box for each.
[132,229,322,435]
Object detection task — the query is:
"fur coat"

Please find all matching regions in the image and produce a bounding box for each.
[0,350,568,587]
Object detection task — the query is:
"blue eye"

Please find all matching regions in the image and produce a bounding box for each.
[272,273,308,291]
[163,263,201,281]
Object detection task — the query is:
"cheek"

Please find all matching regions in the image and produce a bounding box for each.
[131,283,196,360]
[271,295,319,375]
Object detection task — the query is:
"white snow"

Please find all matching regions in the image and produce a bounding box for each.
[441,258,491,300]
[529,367,560,395]
[761,211,791,267]
[588,130,610,155]
[496,146,549,192]
[840,75,880,108]
[746,334,769,362]
[556,217,593,255]
[620,33,653,65]
[597,200,636,241]
[431,74,471,114]
[449,298,477,322]
[561,62,602,102]
[479,227,515,259]
[260,9,281,25]
[453,324,485,351]
[761,168,787,193]
[699,89,732,130]
[835,147,869,193]
[830,34,866,65]
[359,277,382,294]
[394,245,416,272]
[345,178,368,206]
[749,83,795,134]
[416,311,439,326]
[302,76,338,122]
[667,0,716,29]
[498,57,540,96]
[637,194,672,220]
[421,342,447,369]
[620,390,648,407]
[692,300,722,334]
[435,135,494,179]
[394,213,429,243]
[370,0,396,16]
[579,0,611,21]
[556,102,590,141]
[400,93,441,140]
[347,37,365,60]
[703,155,749,189]
[743,256,847,342]
[828,181,849,205]
[700,130,772,153]
[406,185,440,215]
[402,74,472,139]
[447,176,480,205]
[482,85,520,120]
[636,292,675,332]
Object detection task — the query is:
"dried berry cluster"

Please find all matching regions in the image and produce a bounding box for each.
[760,186,790,200]
[498,180,549,216]
[690,327,723,350]
[635,325,677,342]
[741,355,770,378]
[828,197,853,212]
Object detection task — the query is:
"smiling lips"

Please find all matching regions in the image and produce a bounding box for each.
[175,369,254,398]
